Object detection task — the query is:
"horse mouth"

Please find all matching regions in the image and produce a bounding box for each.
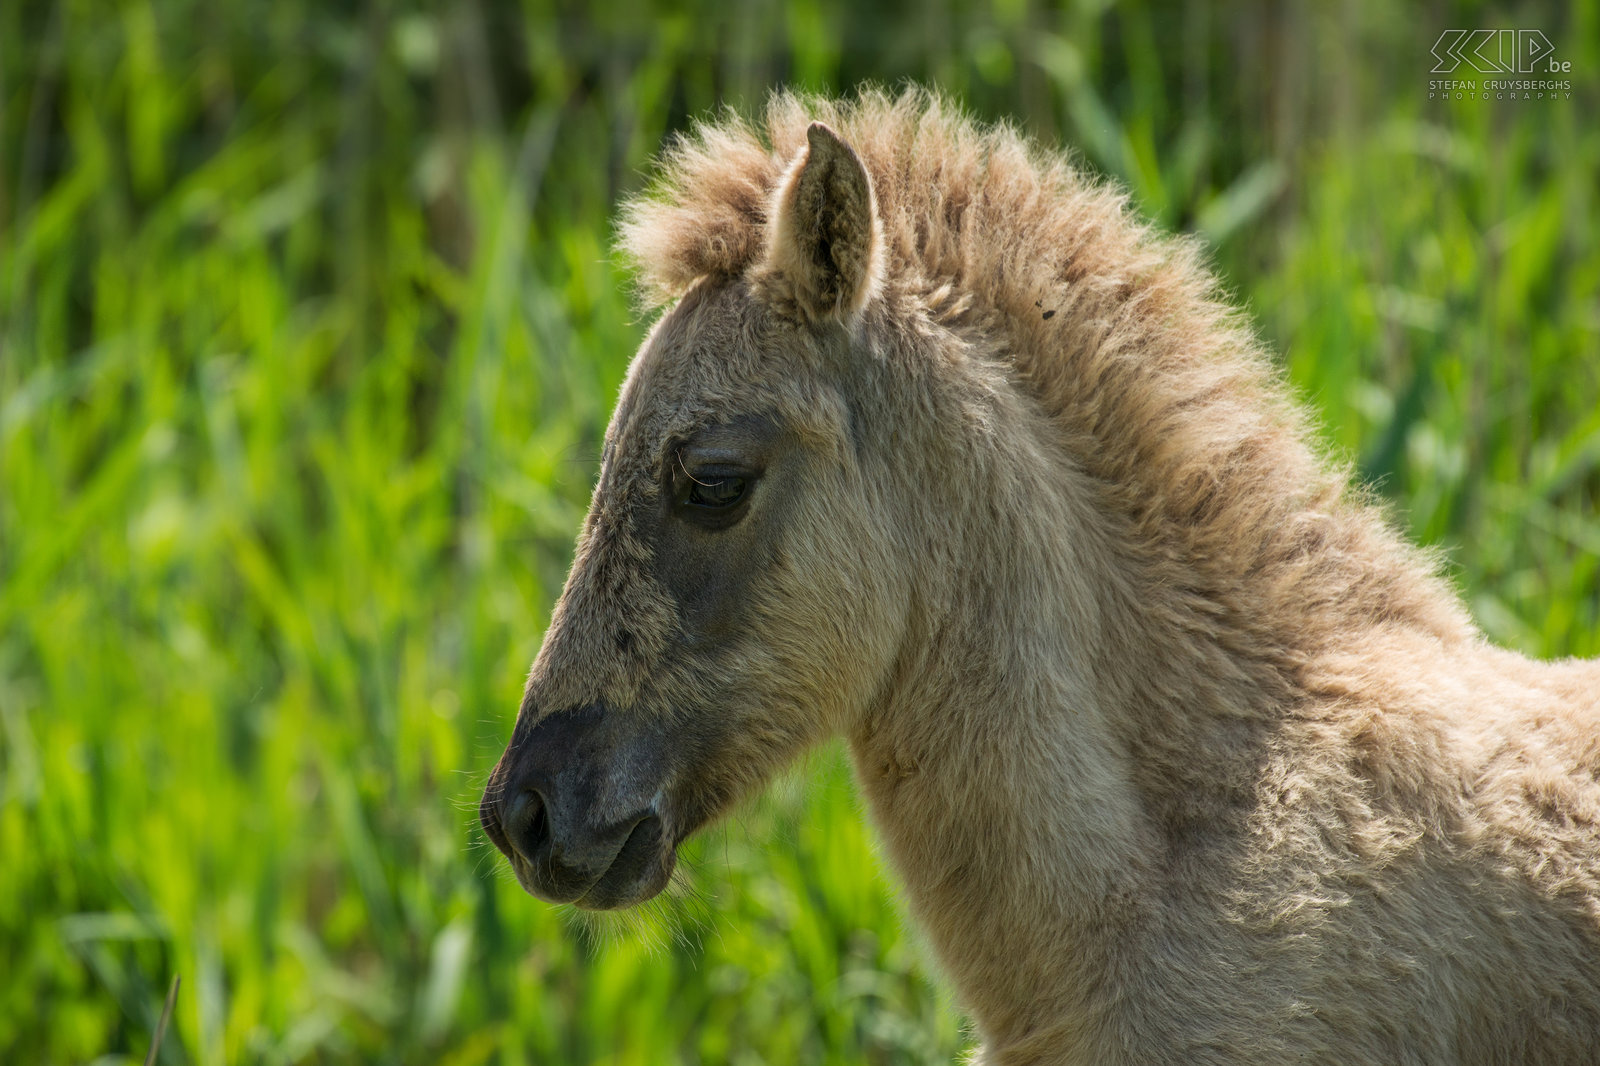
[508,814,677,911]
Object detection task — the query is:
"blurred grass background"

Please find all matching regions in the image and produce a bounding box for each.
[2,1,1596,1063]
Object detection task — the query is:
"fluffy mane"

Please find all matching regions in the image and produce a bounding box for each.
[618,87,1475,667]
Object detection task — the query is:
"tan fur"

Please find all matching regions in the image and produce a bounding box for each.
[757,121,885,321]
[521,88,1600,1063]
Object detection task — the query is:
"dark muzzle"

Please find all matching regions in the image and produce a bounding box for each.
[480,701,673,909]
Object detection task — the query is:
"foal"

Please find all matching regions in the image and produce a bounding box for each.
[482,90,1600,1064]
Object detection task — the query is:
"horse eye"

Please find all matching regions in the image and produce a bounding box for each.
[686,476,747,509]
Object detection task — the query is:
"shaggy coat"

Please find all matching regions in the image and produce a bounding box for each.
[481,89,1600,1065]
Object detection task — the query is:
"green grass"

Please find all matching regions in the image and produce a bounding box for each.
[2,2,1596,1063]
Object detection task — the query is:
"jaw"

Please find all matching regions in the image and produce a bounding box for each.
[505,805,685,911]
[577,844,678,910]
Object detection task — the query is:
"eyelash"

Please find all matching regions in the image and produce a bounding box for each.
[673,450,755,518]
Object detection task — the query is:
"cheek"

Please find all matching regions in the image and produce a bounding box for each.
[650,465,908,730]
[755,479,908,713]
[651,506,774,646]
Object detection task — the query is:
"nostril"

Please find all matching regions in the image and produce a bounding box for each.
[505,789,550,861]
[529,795,549,848]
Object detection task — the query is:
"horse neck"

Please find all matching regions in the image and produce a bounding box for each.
[846,393,1202,1048]
[841,250,1474,1052]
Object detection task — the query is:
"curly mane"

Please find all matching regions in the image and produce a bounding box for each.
[619,87,1474,669]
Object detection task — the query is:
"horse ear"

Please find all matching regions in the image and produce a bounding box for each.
[764,122,883,320]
